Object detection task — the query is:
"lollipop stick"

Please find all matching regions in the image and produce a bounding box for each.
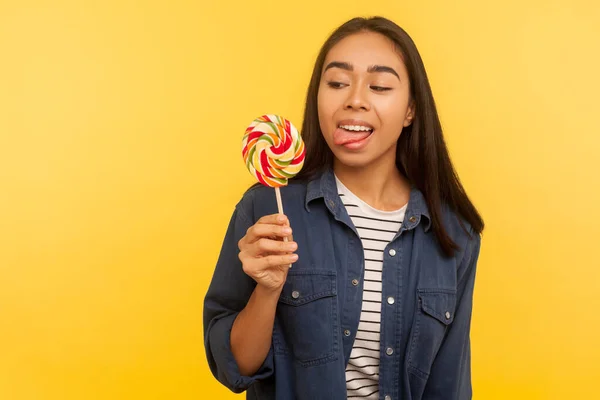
[274,187,288,243]
[275,187,293,269]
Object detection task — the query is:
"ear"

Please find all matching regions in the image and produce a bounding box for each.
[403,101,415,127]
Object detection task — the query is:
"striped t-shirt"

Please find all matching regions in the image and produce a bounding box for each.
[336,176,407,399]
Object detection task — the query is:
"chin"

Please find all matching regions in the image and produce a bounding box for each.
[332,152,377,169]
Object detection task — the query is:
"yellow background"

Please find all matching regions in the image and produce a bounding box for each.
[1,0,599,399]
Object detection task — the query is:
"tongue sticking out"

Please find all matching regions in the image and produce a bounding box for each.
[333,128,372,146]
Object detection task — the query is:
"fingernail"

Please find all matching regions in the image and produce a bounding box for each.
[277,215,286,222]
[287,242,298,251]
[282,227,292,234]
[290,254,299,261]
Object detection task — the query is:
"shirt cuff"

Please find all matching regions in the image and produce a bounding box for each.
[207,312,274,393]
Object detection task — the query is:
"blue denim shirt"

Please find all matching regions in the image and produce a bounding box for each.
[204,169,481,400]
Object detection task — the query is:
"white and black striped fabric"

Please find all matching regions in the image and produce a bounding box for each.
[335,176,407,399]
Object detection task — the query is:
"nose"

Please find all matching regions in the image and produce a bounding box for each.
[344,85,370,111]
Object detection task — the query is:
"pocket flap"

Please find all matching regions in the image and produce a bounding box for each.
[418,290,457,325]
[279,270,337,306]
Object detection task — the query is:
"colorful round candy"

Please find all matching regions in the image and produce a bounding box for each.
[242,114,305,188]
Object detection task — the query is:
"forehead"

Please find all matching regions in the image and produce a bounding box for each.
[323,31,406,72]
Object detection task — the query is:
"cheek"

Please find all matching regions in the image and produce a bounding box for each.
[317,91,336,130]
[376,96,410,128]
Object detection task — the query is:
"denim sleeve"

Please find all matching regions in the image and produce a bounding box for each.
[203,198,274,393]
[422,233,481,400]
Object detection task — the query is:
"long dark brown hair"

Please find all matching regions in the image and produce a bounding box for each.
[294,16,484,257]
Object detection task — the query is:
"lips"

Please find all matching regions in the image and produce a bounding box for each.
[338,119,374,130]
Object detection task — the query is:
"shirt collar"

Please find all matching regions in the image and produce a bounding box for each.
[305,168,432,232]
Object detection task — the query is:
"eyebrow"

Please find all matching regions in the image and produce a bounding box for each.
[323,61,400,80]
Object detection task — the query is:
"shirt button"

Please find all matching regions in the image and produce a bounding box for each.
[344,329,351,337]
[387,296,395,305]
[291,291,300,299]
[409,216,417,223]
[445,311,451,319]
[352,279,359,286]
[388,249,396,257]
[386,347,394,356]
[328,199,335,207]
[385,396,391,400]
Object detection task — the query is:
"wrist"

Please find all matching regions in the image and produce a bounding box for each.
[255,282,284,301]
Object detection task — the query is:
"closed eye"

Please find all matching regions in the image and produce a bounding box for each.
[371,86,392,92]
[326,81,347,89]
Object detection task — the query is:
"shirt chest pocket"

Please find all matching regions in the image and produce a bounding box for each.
[407,289,457,376]
[273,270,339,367]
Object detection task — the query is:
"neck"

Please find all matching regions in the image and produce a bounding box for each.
[333,155,410,211]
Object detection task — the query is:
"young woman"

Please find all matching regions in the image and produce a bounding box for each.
[204,16,484,400]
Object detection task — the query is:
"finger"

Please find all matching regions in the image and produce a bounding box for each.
[253,238,297,255]
[246,223,292,244]
[267,232,293,242]
[238,250,250,267]
[256,213,289,226]
[269,231,294,242]
[259,253,299,269]
[241,252,290,274]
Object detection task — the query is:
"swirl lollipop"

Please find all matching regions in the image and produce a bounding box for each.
[242,114,305,215]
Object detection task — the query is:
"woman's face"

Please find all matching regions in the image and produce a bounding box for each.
[317,31,414,169]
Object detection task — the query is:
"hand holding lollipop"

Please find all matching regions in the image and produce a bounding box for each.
[240,115,305,271]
